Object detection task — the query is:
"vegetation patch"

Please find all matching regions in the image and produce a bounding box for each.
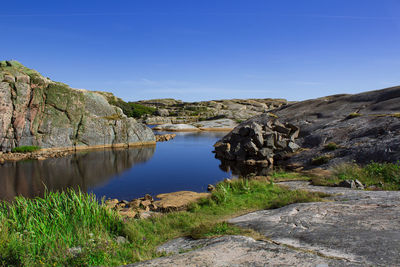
[324,142,338,151]
[311,162,400,190]
[107,98,156,119]
[11,146,41,153]
[0,180,327,266]
[346,112,362,119]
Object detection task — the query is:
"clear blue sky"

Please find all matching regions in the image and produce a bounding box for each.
[1,0,400,101]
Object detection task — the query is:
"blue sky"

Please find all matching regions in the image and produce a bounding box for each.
[1,0,400,101]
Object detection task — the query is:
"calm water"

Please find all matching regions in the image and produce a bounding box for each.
[0,131,257,201]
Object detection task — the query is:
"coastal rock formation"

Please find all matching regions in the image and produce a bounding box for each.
[217,86,400,169]
[153,119,238,132]
[214,116,300,167]
[0,61,155,152]
[155,133,176,142]
[135,98,288,124]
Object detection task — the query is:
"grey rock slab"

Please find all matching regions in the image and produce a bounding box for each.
[229,181,400,266]
[128,235,354,267]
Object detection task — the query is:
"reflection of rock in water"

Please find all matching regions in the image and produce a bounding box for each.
[218,159,271,177]
[0,146,155,201]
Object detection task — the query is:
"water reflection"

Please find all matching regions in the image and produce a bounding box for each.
[218,159,272,177]
[0,146,155,201]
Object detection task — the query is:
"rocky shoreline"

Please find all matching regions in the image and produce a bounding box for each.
[104,191,210,219]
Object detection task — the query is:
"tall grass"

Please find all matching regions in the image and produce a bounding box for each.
[0,189,125,266]
[0,180,328,266]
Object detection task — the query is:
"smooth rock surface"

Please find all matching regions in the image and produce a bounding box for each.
[129,235,352,266]
[153,123,200,132]
[230,181,400,266]
[154,191,210,212]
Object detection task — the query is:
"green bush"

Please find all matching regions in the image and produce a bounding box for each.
[324,142,338,151]
[11,146,40,153]
[108,99,156,119]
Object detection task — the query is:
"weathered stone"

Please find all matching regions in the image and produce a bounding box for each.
[119,208,137,218]
[154,191,210,212]
[207,184,215,192]
[140,200,152,207]
[229,181,400,267]
[130,236,351,266]
[338,179,356,189]
[129,199,141,209]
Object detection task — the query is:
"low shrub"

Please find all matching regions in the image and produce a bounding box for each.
[324,142,338,151]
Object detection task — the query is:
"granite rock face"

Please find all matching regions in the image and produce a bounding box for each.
[130,235,351,267]
[230,181,400,266]
[0,61,155,152]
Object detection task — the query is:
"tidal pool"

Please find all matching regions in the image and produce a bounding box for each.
[0,131,251,201]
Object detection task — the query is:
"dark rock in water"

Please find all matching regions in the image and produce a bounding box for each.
[214,117,300,167]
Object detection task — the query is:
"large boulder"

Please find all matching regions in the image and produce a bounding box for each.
[214,116,300,167]
[0,60,155,152]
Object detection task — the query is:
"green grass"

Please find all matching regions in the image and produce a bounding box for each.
[108,98,156,119]
[311,162,400,190]
[0,180,327,266]
[11,146,41,153]
[324,142,338,151]
[346,112,362,119]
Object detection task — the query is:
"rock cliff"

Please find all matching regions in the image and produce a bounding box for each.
[0,61,155,152]
[215,86,400,169]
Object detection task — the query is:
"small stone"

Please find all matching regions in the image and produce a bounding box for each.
[129,199,141,209]
[355,179,364,190]
[141,200,152,207]
[207,184,215,192]
[119,208,137,218]
[115,236,128,244]
[135,211,154,220]
[68,246,82,257]
[0,158,4,165]
[144,194,153,201]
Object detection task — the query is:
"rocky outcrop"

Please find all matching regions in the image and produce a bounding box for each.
[136,98,288,124]
[216,86,400,169]
[153,119,238,132]
[155,133,176,142]
[214,115,300,167]
[230,181,400,266]
[104,191,210,218]
[0,61,155,152]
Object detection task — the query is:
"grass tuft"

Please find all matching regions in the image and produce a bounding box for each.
[11,146,40,153]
